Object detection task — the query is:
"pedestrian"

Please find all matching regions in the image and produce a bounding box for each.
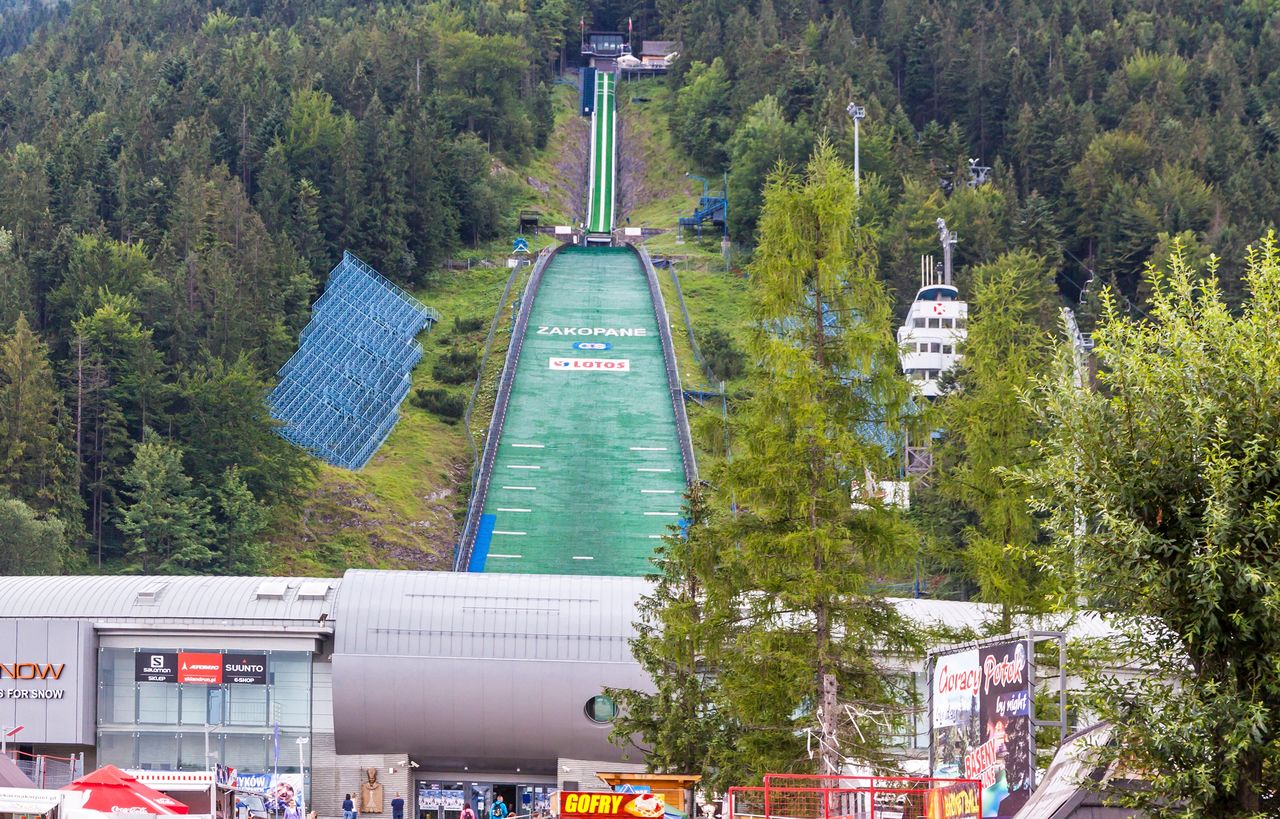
[392,793,405,819]
[461,803,477,819]
[490,796,508,819]
[343,794,356,819]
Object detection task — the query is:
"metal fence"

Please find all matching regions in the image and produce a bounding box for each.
[8,750,84,789]
[454,245,561,571]
[637,245,698,483]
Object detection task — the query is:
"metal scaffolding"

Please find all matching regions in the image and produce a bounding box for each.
[268,252,439,470]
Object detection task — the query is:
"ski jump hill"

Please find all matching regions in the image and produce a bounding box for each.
[456,68,696,576]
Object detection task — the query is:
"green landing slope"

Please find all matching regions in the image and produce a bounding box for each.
[478,246,686,575]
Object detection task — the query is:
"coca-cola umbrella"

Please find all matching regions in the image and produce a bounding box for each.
[63,765,191,815]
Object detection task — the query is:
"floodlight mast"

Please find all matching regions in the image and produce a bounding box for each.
[846,103,866,195]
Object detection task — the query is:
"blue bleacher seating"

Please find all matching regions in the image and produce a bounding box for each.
[267,252,440,469]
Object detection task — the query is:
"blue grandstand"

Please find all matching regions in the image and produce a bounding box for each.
[268,252,439,469]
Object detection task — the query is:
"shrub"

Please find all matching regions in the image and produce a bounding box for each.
[432,348,479,384]
[411,388,465,423]
[701,327,745,380]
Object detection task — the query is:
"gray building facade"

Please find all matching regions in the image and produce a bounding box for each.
[0,571,655,819]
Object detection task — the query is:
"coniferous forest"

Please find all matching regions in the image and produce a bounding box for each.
[1,0,1279,575]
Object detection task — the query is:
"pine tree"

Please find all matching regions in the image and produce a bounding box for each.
[706,142,919,776]
[933,250,1059,629]
[118,438,213,574]
[212,466,268,574]
[607,485,739,789]
[0,313,74,518]
[0,497,64,575]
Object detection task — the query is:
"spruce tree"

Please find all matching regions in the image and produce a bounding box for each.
[713,142,918,776]
[118,438,213,574]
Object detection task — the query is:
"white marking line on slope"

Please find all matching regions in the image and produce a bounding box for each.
[641,489,677,494]
[511,443,545,448]
[502,486,537,490]
[488,554,523,559]
[644,512,680,517]
[572,556,595,560]
[648,535,664,539]
[637,468,671,472]
[507,465,541,469]
[496,508,531,513]
[630,447,668,451]
[492,530,527,536]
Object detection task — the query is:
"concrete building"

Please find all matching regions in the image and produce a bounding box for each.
[0,571,1096,819]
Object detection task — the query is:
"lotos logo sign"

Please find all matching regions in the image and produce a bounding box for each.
[549,357,630,372]
[560,793,664,818]
[0,663,64,680]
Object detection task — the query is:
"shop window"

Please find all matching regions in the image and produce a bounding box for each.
[227,682,268,726]
[222,732,269,771]
[97,731,138,768]
[137,732,179,770]
[270,653,312,728]
[98,648,138,725]
[584,694,617,724]
[178,731,212,772]
[137,682,179,725]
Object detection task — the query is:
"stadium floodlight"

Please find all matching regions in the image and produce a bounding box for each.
[846,103,866,194]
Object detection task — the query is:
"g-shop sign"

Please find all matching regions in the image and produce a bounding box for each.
[135,651,267,684]
[549,357,630,372]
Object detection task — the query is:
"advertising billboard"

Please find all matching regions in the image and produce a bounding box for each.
[135,651,268,685]
[0,619,95,744]
[559,793,664,819]
[930,639,1033,818]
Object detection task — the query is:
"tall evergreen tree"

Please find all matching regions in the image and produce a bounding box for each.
[118,438,213,574]
[704,143,919,777]
[933,250,1059,628]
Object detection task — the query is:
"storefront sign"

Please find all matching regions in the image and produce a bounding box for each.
[549,357,631,371]
[135,652,178,683]
[930,640,1033,818]
[222,654,267,685]
[136,651,267,685]
[177,652,223,684]
[559,792,664,818]
[0,662,64,679]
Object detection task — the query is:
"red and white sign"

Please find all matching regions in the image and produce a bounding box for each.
[177,653,222,684]
[548,357,631,372]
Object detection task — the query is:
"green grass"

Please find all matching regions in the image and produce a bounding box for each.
[266,76,755,575]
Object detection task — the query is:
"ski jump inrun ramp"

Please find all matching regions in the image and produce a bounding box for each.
[456,70,695,576]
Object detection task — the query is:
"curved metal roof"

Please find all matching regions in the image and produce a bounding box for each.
[333,569,646,661]
[0,575,336,626]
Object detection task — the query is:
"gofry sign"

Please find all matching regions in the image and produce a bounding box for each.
[559,793,665,818]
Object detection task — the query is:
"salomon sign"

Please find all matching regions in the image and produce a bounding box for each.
[549,357,630,371]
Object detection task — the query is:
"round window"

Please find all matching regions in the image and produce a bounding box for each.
[584,694,617,724]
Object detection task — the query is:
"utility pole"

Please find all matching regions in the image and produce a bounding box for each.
[296,737,310,816]
[846,103,865,195]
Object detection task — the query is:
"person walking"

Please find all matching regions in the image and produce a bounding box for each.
[461,803,477,819]
[490,796,508,819]
[343,794,356,819]
[392,793,405,819]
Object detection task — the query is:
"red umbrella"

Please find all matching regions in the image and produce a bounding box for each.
[63,765,191,815]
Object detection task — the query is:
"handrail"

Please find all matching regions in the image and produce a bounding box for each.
[636,244,698,483]
[454,244,563,571]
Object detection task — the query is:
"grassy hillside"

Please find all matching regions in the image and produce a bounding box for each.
[266,79,754,575]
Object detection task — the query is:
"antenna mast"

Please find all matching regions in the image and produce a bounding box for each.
[936,218,958,286]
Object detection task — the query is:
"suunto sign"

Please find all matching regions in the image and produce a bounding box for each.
[134,651,268,685]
